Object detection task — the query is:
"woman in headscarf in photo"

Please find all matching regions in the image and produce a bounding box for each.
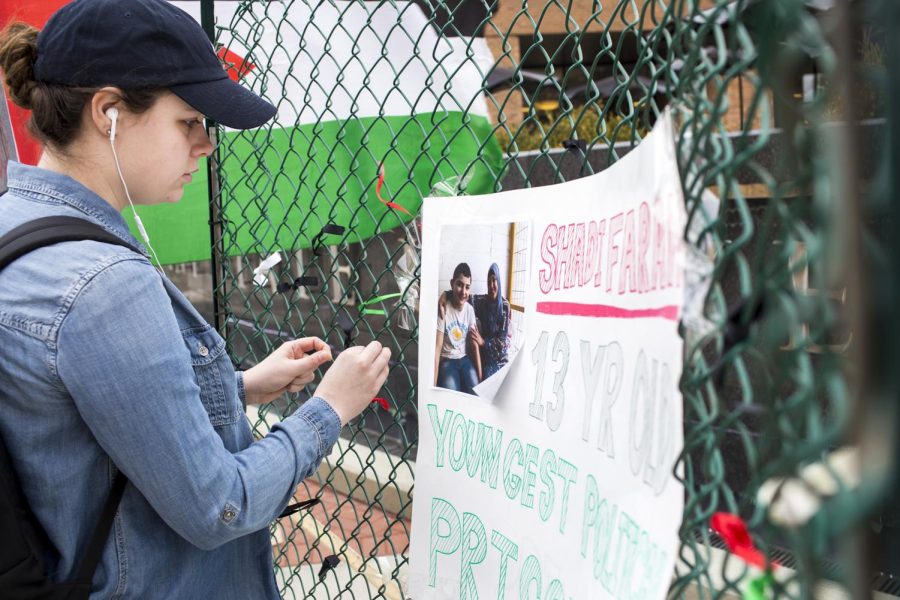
[469,263,511,380]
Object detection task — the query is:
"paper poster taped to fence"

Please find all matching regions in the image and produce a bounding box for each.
[409,112,687,600]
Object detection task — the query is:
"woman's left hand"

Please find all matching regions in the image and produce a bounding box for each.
[242,337,333,405]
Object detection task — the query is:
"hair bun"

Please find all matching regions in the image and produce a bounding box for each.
[0,22,40,110]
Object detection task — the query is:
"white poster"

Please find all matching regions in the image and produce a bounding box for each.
[409,113,687,599]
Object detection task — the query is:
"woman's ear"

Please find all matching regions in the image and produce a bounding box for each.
[88,87,125,140]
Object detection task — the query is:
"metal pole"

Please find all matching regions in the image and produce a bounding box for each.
[872,0,900,582]
[833,0,869,596]
[200,0,225,335]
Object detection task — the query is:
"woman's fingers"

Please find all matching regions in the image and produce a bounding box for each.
[294,372,315,385]
[287,337,330,358]
[285,351,331,379]
[375,346,392,373]
[296,372,314,385]
[286,372,315,393]
[359,340,384,363]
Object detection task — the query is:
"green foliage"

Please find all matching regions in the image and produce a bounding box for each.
[494,104,649,153]
[825,27,885,119]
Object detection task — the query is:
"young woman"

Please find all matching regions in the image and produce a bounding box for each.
[0,1,390,597]
[470,263,512,379]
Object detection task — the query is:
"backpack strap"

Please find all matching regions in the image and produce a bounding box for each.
[0,216,138,587]
[0,216,143,271]
[72,470,128,586]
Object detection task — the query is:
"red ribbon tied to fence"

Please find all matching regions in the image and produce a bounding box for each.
[371,397,389,411]
[376,162,412,215]
[710,512,772,570]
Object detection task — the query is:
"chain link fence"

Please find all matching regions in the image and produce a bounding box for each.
[183,0,895,597]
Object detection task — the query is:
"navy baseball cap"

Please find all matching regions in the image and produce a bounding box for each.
[33,0,276,129]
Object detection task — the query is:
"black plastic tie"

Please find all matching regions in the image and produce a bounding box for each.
[562,138,587,154]
[318,554,341,581]
[312,223,346,255]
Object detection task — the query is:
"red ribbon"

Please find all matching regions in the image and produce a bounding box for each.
[710,512,772,570]
[376,163,412,215]
[371,397,389,411]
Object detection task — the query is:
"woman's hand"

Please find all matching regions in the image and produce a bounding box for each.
[469,326,484,347]
[437,290,448,320]
[316,341,392,425]
[242,337,333,405]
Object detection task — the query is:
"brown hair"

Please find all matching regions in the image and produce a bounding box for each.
[0,21,163,151]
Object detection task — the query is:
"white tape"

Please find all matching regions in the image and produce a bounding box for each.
[252,252,283,287]
[758,446,861,526]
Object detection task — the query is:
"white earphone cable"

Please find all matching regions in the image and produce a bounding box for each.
[108,135,163,269]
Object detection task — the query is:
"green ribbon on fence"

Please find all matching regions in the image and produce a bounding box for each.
[359,293,403,316]
[743,571,775,600]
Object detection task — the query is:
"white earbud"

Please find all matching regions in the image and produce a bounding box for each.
[106,107,119,142]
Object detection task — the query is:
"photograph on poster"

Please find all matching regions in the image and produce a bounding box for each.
[432,221,530,399]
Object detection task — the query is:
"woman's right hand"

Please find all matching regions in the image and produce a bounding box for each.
[315,341,392,425]
[437,290,448,319]
[469,325,484,347]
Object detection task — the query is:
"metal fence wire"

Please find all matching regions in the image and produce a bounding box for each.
[189,0,894,597]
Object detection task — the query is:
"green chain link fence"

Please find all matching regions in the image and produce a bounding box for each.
[182,0,894,597]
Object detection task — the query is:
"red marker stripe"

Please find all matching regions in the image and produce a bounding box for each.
[536,301,680,321]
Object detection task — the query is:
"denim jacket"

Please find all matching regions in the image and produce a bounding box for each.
[0,162,342,598]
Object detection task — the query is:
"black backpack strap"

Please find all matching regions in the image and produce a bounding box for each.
[72,470,127,586]
[0,216,143,271]
[0,216,138,589]
[279,497,321,518]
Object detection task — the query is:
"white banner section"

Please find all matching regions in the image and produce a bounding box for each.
[409,113,687,600]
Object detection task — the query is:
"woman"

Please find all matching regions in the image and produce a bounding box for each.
[0,1,390,598]
[470,263,512,380]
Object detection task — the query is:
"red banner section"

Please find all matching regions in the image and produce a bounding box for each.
[1,1,68,165]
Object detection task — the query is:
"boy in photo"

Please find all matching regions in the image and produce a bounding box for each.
[434,263,479,394]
